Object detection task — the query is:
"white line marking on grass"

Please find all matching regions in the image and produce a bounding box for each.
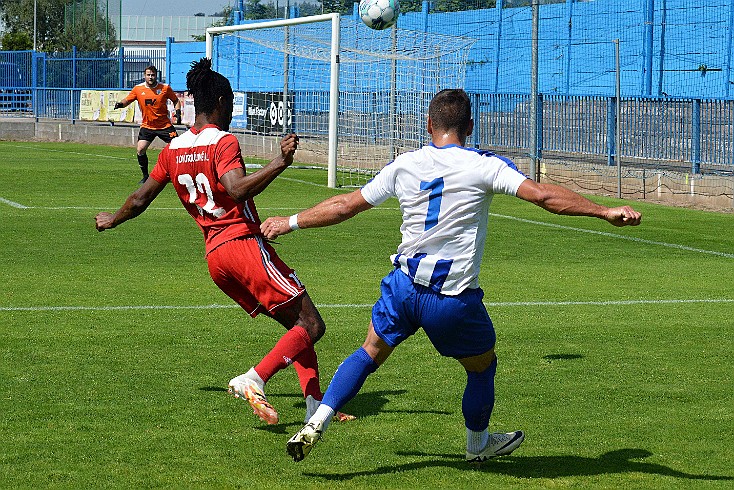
[16,206,314,211]
[1,298,733,312]
[279,176,333,188]
[0,197,29,208]
[3,143,128,160]
[490,213,734,259]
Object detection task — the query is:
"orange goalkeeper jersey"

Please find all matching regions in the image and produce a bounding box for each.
[123,82,178,130]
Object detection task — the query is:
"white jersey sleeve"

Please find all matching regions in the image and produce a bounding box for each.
[360,162,398,206]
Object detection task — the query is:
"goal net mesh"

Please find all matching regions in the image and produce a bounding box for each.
[211,18,475,186]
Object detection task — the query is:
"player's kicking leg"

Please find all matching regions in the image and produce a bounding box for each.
[228,368,278,425]
[288,340,383,462]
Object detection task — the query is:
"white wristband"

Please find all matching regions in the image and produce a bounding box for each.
[289,214,300,231]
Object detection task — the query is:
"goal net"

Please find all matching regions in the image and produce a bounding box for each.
[207,14,475,187]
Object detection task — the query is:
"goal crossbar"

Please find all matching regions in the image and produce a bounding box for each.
[206,13,341,188]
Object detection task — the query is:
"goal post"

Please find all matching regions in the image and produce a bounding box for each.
[206,13,341,188]
[206,15,475,188]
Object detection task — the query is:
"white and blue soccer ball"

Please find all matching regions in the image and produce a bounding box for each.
[359,0,400,30]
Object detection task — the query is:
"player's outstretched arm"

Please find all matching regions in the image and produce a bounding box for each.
[515,180,641,227]
[261,189,373,240]
[221,134,298,202]
[95,178,167,231]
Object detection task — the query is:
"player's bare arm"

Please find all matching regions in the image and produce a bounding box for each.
[220,133,299,202]
[516,179,641,227]
[260,189,373,240]
[95,178,167,231]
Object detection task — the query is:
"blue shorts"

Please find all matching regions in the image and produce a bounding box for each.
[371,268,495,358]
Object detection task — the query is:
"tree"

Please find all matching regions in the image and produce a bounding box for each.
[319,0,352,14]
[191,6,236,41]
[0,0,116,52]
[62,0,118,52]
[298,2,322,16]
[432,0,496,13]
[242,0,276,20]
[1,30,33,50]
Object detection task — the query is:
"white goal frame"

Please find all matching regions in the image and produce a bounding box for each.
[205,14,342,188]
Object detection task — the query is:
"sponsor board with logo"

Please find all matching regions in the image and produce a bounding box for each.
[231,92,293,134]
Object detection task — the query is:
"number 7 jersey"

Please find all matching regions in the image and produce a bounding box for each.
[360,143,528,295]
[150,124,262,255]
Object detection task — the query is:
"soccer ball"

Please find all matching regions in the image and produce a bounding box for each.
[359,0,400,30]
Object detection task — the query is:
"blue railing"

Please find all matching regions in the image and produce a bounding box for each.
[10,88,734,172]
[469,93,734,171]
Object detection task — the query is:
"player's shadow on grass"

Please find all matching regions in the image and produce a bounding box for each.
[542,353,584,361]
[250,389,450,434]
[305,448,733,482]
[272,389,449,419]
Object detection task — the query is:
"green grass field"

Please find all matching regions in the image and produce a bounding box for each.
[1,141,733,489]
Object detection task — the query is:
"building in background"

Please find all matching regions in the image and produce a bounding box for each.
[108,14,222,84]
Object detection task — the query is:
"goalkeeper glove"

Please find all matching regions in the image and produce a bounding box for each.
[175,109,182,125]
[114,102,123,110]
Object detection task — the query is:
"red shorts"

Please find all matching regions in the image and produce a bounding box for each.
[206,236,305,317]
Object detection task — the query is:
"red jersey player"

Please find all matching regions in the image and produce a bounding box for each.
[96,58,353,426]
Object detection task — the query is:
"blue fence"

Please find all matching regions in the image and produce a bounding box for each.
[177,0,734,99]
[2,0,734,173]
[0,47,167,92]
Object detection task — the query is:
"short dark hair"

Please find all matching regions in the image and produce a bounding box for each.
[144,65,158,74]
[186,58,233,116]
[428,89,472,136]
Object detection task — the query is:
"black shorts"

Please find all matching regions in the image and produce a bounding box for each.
[138,126,178,143]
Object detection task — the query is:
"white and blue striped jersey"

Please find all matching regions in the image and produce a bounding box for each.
[360,143,528,295]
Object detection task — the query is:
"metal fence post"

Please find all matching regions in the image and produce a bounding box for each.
[607,96,616,166]
[166,37,173,86]
[692,99,701,174]
[72,46,77,123]
[615,38,622,198]
[472,92,480,148]
[537,93,543,162]
[72,46,77,91]
[494,0,503,93]
[726,1,734,98]
[118,46,124,89]
[530,0,540,181]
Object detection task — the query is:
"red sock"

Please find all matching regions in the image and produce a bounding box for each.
[293,345,324,400]
[254,325,311,384]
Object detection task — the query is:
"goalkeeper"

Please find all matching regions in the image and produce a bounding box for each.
[113,65,182,184]
[261,89,642,463]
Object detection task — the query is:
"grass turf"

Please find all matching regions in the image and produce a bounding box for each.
[0,141,732,488]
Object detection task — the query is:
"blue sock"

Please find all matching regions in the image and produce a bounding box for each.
[462,358,497,431]
[321,347,379,412]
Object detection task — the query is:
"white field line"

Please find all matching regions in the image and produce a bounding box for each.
[279,176,342,188]
[2,143,129,160]
[488,213,734,259]
[6,202,732,259]
[0,197,29,208]
[1,298,733,312]
[2,161,732,259]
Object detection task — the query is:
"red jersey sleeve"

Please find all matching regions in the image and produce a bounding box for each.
[214,134,245,179]
[150,148,172,184]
